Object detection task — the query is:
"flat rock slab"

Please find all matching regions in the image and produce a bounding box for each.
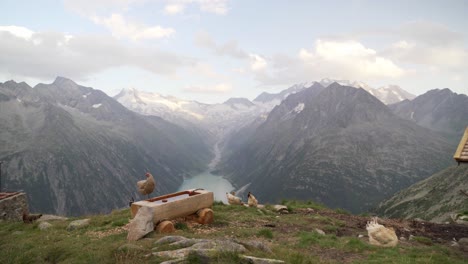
[38,215,68,222]
[127,206,154,241]
[67,219,90,231]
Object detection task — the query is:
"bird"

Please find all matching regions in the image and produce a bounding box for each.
[366,217,398,247]
[137,172,155,199]
[247,191,258,207]
[226,191,243,205]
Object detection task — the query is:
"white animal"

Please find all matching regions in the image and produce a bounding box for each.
[226,191,243,205]
[366,217,398,247]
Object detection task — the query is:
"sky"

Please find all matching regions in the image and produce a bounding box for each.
[0,0,467,103]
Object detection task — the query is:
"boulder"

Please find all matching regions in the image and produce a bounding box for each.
[38,221,52,230]
[67,219,90,231]
[37,214,68,222]
[314,229,325,235]
[127,206,154,241]
[154,236,187,245]
[273,205,288,214]
[459,237,468,252]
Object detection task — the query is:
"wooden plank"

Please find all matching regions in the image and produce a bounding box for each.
[131,189,214,223]
[454,127,468,161]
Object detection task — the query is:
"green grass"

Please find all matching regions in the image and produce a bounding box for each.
[0,200,466,264]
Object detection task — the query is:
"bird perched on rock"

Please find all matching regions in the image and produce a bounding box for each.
[247,192,258,207]
[226,191,243,205]
[137,172,155,199]
[366,217,398,247]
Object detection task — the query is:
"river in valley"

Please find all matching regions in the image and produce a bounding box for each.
[177,171,234,203]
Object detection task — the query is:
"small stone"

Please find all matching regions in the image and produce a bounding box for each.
[240,255,286,264]
[257,204,265,209]
[458,237,468,252]
[399,237,406,241]
[67,219,90,231]
[154,236,187,245]
[358,234,364,238]
[38,221,52,230]
[240,240,272,253]
[414,218,424,222]
[314,229,325,235]
[409,235,414,241]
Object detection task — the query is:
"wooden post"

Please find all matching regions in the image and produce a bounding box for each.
[156,220,175,233]
[196,208,214,224]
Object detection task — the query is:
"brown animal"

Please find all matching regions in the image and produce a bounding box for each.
[247,192,258,207]
[137,172,155,199]
[366,217,398,247]
[23,213,42,223]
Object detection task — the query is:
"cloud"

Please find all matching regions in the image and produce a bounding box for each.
[0,26,34,40]
[92,13,175,41]
[164,0,229,15]
[0,26,194,81]
[183,82,232,93]
[380,21,468,70]
[249,54,267,72]
[195,31,248,59]
[164,4,185,14]
[251,39,404,86]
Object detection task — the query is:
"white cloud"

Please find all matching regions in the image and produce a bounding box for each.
[195,31,247,59]
[92,13,175,41]
[0,25,34,40]
[299,40,404,79]
[249,54,267,72]
[164,4,185,14]
[183,82,232,93]
[0,26,193,81]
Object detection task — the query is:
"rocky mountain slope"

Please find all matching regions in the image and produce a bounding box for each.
[375,164,468,222]
[0,77,211,216]
[319,78,416,104]
[389,88,468,142]
[218,83,454,213]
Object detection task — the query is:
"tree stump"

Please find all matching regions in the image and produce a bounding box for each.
[196,208,214,224]
[156,220,175,234]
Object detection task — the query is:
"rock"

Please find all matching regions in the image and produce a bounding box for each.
[273,205,288,214]
[306,208,315,213]
[257,204,265,209]
[127,206,154,241]
[67,219,90,231]
[154,236,187,245]
[358,234,364,238]
[0,192,29,222]
[118,244,145,252]
[456,220,468,225]
[459,237,468,252]
[160,258,186,264]
[409,235,415,241]
[37,214,68,222]
[314,229,325,235]
[240,255,285,264]
[414,218,425,222]
[170,239,202,248]
[240,240,272,253]
[38,221,52,230]
[399,237,406,241]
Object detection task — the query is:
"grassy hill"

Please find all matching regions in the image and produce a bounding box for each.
[1,200,467,263]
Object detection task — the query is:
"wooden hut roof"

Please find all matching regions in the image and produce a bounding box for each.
[454,127,468,163]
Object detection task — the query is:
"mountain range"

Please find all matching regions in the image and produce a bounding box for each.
[0,77,211,216]
[217,82,454,213]
[0,76,463,218]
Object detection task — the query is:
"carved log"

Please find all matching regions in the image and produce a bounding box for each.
[196,208,214,224]
[156,220,175,234]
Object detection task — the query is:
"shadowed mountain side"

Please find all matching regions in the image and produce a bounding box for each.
[218,83,453,213]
